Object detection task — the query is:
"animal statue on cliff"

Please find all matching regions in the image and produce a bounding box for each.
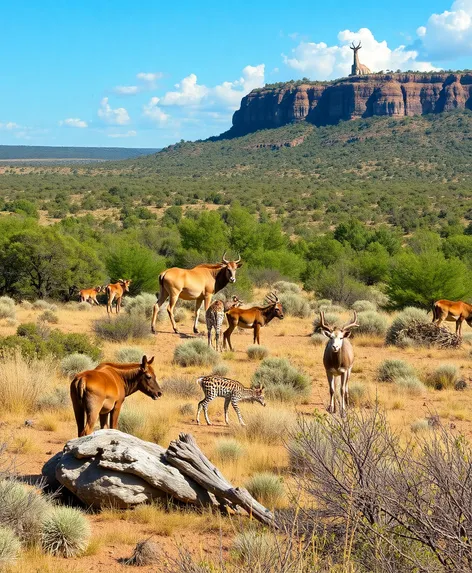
[350,42,371,76]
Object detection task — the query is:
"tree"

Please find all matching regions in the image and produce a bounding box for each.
[179,211,228,259]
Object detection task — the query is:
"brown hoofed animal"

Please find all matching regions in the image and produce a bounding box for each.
[206,296,244,351]
[432,299,472,337]
[70,356,161,437]
[320,311,359,415]
[106,279,131,314]
[151,253,242,335]
[79,285,103,306]
[223,291,284,351]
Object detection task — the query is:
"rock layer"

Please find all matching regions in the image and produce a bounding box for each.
[230,73,472,135]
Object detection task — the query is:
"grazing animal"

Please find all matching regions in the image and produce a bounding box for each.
[320,311,359,415]
[223,291,283,351]
[106,279,131,314]
[70,356,161,437]
[206,295,244,351]
[196,375,265,426]
[151,253,242,335]
[432,299,472,337]
[79,285,103,306]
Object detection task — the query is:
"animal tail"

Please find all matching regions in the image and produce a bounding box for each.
[196,376,205,389]
[73,376,87,401]
[430,302,437,320]
[156,271,167,299]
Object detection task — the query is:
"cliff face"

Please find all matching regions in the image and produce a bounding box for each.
[230,73,472,135]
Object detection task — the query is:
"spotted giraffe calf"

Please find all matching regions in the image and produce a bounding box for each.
[206,296,243,352]
[196,375,265,426]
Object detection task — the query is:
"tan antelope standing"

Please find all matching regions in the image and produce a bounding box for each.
[206,295,243,352]
[432,299,472,337]
[79,285,103,306]
[350,42,371,76]
[320,311,359,415]
[106,279,131,315]
[151,253,242,335]
[223,291,284,351]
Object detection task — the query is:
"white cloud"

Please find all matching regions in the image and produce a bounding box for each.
[98,97,130,125]
[0,122,20,130]
[108,130,137,138]
[160,73,209,106]
[143,97,170,124]
[283,28,437,80]
[137,72,163,84]
[59,118,88,128]
[114,85,139,95]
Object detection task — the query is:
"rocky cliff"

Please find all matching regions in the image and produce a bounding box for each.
[230,73,472,135]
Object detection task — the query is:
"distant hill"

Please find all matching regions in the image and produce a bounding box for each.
[0,145,160,163]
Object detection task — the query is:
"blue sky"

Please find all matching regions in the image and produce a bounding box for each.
[1,0,471,148]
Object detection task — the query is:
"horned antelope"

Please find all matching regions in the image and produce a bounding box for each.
[79,285,103,306]
[106,279,131,315]
[223,291,283,351]
[432,299,472,337]
[350,42,371,76]
[319,311,359,415]
[206,295,243,352]
[196,375,265,426]
[151,253,242,335]
[70,356,161,437]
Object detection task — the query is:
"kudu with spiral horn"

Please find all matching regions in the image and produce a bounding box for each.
[319,311,359,414]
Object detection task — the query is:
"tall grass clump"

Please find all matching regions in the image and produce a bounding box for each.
[0,526,21,567]
[356,311,388,336]
[32,300,57,312]
[272,281,302,294]
[115,346,145,363]
[118,407,146,436]
[252,358,310,402]
[39,310,59,324]
[162,375,200,398]
[93,314,149,342]
[214,439,245,463]
[247,345,269,360]
[38,387,69,411]
[0,296,16,320]
[232,530,277,566]
[173,339,219,367]
[312,312,340,333]
[426,364,459,390]
[124,293,156,318]
[377,359,416,383]
[394,376,426,396]
[349,382,368,406]
[244,472,284,507]
[386,307,429,346]
[212,363,229,376]
[60,353,96,377]
[309,333,326,346]
[41,507,90,557]
[77,301,92,311]
[234,409,295,444]
[352,300,377,312]
[278,292,311,318]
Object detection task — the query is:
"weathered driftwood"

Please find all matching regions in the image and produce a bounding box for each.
[399,322,462,349]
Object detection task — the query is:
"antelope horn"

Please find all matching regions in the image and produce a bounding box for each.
[320,311,332,332]
[222,251,229,264]
[342,311,360,331]
[235,253,241,263]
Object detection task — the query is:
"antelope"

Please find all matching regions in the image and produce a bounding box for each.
[432,299,472,337]
[223,291,284,351]
[151,253,242,335]
[79,285,103,306]
[70,356,161,437]
[350,42,371,76]
[196,375,265,426]
[320,311,359,415]
[106,279,131,315]
[206,295,244,352]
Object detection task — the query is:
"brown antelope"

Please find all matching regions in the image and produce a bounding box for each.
[320,311,359,415]
[206,295,244,351]
[106,279,131,314]
[223,291,284,351]
[70,356,161,437]
[432,299,472,337]
[79,285,103,306]
[151,253,242,335]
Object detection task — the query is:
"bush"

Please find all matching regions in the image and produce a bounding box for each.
[272,281,301,294]
[32,300,57,311]
[247,345,269,360]
[252,358,310,402]
[38,387,69,411]
[173,339,219,367]
[312,312,341,333]
[352,300,377,312]
[386,307,429,346]
[162,375,200,398]
[77,301,92,312]
[179,402,194,416]
[349,382,368,406]
[60,353,96,377]
[20,300,32,310]
[115,346,145,363]
[309,333,326,346]
[394,375,426,395]
[426,364,459,390]
[125,539,160,567]
[356,311,388,337]
[0,526,21,567]
[232,530,277,566]
[0,297,16,320]
[39,310,59,324]
[212,363,229,376]
[47,331,102,361]
[311,298,332,312]
[244,472,284,507]
[411,418,430,433]
[93,314,149,342]
[214,439,245,463]
[234,409,295,444]
[41,507,90,557]
[278,292,311,318]
[125,293,156,319]
[377,359,416,383]
[118,407,146,436]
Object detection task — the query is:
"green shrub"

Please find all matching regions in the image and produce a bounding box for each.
[212,363,229,376]
[0,335,46,361]
[118,407,146,436]
[173,339,219,367]
[38,387,69,411]
[41,507,90,557]
[278,292,311,318]
[77,301,92,312]
[309,333,326,346]
[377,359,416,383]
[32,300,57,312]
[394,376,426,395]
[244,472,284,507]
[0,526,21,567]
[311,299,332,312]
[272,281,301,294]
[426,364,459,390]
[247,345,269,360]
[20,301,32,310]
[214,439,245,463]
[352,300,377,312]
[162,375,200,398]
[232,530,277,566]
[125,293,156,318]
[39,310,59,324]
[115,346,145,363]
[252,358,310,402]
[47,331,102,361]
[356,311,388,336]
[386,307,429,346]
[93,314,149,342]
[312,312,340,333]
[0,297,16,320]
[60,353,96,377]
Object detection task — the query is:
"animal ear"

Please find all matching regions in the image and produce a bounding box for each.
[141,355,148,369]
[237,262,243,268]
[343,330,352,338]
[147,356,155,364]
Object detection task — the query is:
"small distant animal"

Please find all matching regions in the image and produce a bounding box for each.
[196,375,265,426]
[206,295,244,352]
[319,311,359,415]
[106,279,131,314]
[432,299,472,337]
[223,291,284,351]
[79,285,103,306]
[70,356,161,436]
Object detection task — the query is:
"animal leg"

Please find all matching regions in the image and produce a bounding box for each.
[115,296,122,314]
[231,398,245,426]
[224,396,231,425]
[197,397,213,425]
[110,402,123,430]
[193,299,204,334]
[223,323,236,351]
[167,294,180,334]
[326,372,336,414]
[254,323,261,345]
[207,324,213,348]
[82,397,102,436]
[99,413,110,429]
[107,292,116,315]
[151,289,169,334]
[457,317,464,337]
[71,390,85,437]
[340,372,348,416]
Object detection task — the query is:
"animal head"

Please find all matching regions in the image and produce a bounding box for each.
[320,311,359,353]
[350,41,362,52]
[221,252,242,283]
[94,286,103,293]
[265,291,284,320]
[138,356,162,400]
[251,385,266,407]
[231,295,244,307]
[118,279,132,292]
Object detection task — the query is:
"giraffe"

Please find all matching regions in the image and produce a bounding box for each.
[350,42,371,76]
